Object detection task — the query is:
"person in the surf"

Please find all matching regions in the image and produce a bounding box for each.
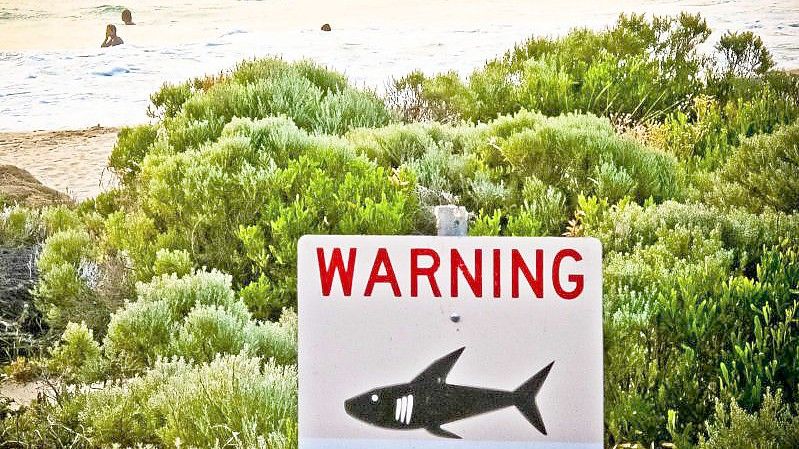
[101,24,124,47]
[122,9,135,25]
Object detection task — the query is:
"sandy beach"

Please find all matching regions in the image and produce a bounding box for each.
[0,127,118,201]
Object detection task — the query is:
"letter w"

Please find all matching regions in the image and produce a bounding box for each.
[317,248,357,296]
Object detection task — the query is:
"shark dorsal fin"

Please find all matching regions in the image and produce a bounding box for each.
[411,347,465,384]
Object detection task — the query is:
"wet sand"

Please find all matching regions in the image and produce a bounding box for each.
[0,126,119,201]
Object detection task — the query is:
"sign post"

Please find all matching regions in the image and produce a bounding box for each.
[298,235,603,449]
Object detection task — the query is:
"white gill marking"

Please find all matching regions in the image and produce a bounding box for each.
[395,398,401,421]
[405,394,414,424]
[400,395,408,423]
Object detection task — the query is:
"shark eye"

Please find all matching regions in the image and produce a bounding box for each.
[371,394,379,402]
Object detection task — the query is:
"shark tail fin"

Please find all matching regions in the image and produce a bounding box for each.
[513,361,554,436]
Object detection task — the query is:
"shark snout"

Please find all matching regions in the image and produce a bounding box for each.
[344,397,355,416]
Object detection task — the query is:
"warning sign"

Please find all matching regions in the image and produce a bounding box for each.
[298,236,603,449]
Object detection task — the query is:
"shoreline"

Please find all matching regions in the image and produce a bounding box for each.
[0,126,119,202]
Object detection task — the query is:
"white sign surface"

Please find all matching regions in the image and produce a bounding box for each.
[298,236,603,449]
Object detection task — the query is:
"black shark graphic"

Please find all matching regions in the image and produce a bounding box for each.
[344,347,554,439]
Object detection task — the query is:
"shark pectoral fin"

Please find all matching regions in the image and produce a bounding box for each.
[412,347,465,384]
[426,425,462,439]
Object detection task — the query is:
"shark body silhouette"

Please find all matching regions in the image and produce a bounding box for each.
[344,347,554,439]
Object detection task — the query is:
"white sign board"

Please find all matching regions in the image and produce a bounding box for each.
[298,236,603,449]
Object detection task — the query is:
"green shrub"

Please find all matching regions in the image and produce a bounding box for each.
[514,56,573,117]
[580,197,799,267]
[715,31,775,78]
[468,209,503,236]
[152,248,193,277]
[40,205,82,235]
[393,13,714,123]
[315,88,392,135]
[517,176,567,235]
[699,390,799,449]
[35,229,96,274]
[347,123,440,167]
[477,111,682,204]
[104,296,173,370]
[392,13,799,137]
[719,121,799,213]
[48,321,103,384]
[33,228,111,334]
[3,356,41,383]
[111,59,395,188]
[0,205,42,246]
[602,238,799,445]
[105,118,419,317]
[149,80,194,119]
[246,309,298,366]
[104,270,239,368]
[109,124,159,183]
[105,211,161,281]
[104,270,297,371]
[170,304,249,363]
[468,182,567,236]
[81,354,297,448]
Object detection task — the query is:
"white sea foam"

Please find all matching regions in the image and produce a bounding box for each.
[1,0,797,131]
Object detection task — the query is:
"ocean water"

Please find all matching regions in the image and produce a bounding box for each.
[1,0,797,132]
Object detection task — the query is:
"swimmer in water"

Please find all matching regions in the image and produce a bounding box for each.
[122,9,135,25]
[101,24,124,47]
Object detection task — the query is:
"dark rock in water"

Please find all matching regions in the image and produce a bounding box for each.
[0,245,44,362]
[321,23,332,32]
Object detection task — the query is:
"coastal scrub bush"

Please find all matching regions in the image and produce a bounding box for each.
[170,304,250,363]
[149,59,392,157]
[391,13,799,136]
[471,111,682,205]
[105,117,419,318]
[48,321,102,384]
[40,205,82,235]
[33,228,111,334]
[104,270,240,367]
[392,13,713,123]
[0,205,42,246]
[2,356,41,383]
[600,232,799,444]
[35,228,96,275]
[113,59,393,181]
[699,390,799,449]
[104,270,297,371]
[347,122,441,167]
[718,121,799,213]
[81,354,297,448]
[152,248,193,277]
[650,88,799,172]
[714,31,775,78]
[346,122,475,210]
[579,197,799,268]
[108,124,159,183]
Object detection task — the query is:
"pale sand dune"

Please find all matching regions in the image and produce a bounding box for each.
[0,380,50,411]
[0,127,119,201]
